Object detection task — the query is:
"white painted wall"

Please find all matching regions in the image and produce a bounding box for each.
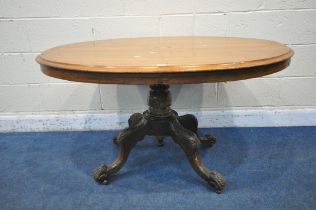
[0,1,316,120]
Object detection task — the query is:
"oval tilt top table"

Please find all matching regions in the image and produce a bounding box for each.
[37,36,293,193]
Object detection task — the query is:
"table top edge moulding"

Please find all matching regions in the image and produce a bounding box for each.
[37,36,293,85]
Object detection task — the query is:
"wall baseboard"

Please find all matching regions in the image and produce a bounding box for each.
[0,109,315,132]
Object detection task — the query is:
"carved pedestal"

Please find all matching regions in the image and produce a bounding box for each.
[93,84,225,193]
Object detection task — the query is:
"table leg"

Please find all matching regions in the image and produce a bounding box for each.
[93,113,148,184]
[178,114,217,147]
[170,118,225,193]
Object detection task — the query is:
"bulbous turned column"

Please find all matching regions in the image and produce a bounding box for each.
[147,84,172,117]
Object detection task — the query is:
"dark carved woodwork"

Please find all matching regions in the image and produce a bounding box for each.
[93,84,225,193]
[94,113,148,184]
[178,114,217,147]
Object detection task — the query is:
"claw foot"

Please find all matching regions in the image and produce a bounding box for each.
[93,164,110,185]
[199,135,216,147]
[207,171,225,193]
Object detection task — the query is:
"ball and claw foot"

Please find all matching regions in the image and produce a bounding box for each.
[207,172,226,194]
[93,164,110,185]
[199,135,217,147]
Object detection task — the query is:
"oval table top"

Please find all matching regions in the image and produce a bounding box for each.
[37,36,293,84]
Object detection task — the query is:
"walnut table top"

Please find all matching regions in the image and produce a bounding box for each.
[37,36,293,84]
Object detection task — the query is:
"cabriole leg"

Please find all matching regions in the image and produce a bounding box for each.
[93,113,148,184]
[169,118,225,193]
[178,114,217,147]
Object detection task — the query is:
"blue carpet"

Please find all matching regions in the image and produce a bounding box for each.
[0,127,315,210]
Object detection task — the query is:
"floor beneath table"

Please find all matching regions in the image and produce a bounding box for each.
[0,127,315,210]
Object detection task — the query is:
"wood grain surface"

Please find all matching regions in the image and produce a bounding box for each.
[37,36,293,84]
